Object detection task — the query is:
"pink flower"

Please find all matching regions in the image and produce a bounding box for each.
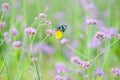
[118,34,120,39]
[82,61,91,70]
[70,56,83,65]
[45,29,53,36]
[46,20,51,25]
[95,31,110,40]
[2,3,10,12]
[86,19,97,25]
[12,41,22,48]
[55,62,66,74]
[110,68,120,76]
[0,22,6,29]
[10,28,18,35]
[96,69,104,76]
[24,27,36,35]
[60,38,68,45]
[31,57,38,62]
[3,32,8,38]
[39,13,47,19]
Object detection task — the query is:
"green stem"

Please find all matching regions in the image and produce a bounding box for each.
[66,44,88,60]
[90,39,119,62]
[30,36,40,80]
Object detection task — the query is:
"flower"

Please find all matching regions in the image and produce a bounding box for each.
[55,75,67,80]
[118,34,120,39]
[41,43,55,55]
[60,38,68,45]
[39,13,47,19]
[10,28,18,35]
[0,22,6,29]
[45,29,53,36]
[3,32,8,38]
[70,56,83,65]
[86,19,97,25]
[46,20,51,25]
[91,37,99,49]
[2,3,10,12]
[24,27,36,35]
[95,31,111,40]
[110,68,120,76]
[12,41,22,48]
[31,57,38,62]
[55,62,66,74]
[96,69,104,76]
[108,28,117,36]
[82,61,91,70]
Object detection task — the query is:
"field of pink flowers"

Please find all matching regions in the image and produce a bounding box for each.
[0,0,120,80]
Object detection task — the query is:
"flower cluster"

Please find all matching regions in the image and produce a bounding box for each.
[0,21,6,29]
[95,31,111,40]
[110,68,120,76]
[24,27,36,36]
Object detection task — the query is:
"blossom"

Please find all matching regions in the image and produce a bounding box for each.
[96,69,104,76]
[45,29,53,36]
[70,56,83,65]
[3,32,8,38]
[110,68,120,76]
[39,13,47,18]
[10,28,18,35]
[82,61,91,70]
[108,28,117,36]
[60,38,68,45]
[46,20,51,25]
[0,22,6,29]
[86,19,97,25]
[55,62,66,74]
[2,3,10,12]
[12,41,22,48]
[95,31,111,40]
[24,27,36,35]
[31,57,38,62]
[118,34,120,39]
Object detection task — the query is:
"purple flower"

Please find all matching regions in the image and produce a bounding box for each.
[82,61,91,70]
[108,28,117,36]
[91,37,99,49]
[76,69,83,75]
[70,56,83,65]
[39,13,47,19]
[60,38,68,45]
[46,20,51,25]
[2,3,10,12]
[0,21,6,29]
[10,28,18,35]
[5,38,12,44]
[110,68,120,76]
[55,62,65,74]
[31,57,38,62]
[118,34,120,39]
[41,43,55,55]
[3,32,8,38]
[24,27,36,35]
[84,74,89,79]
[96,69,104,76]
[86,19,97,25]
[12,41,22,48]
[95,31,111,40]
[45,29,53,36]
[55,75,67,80]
